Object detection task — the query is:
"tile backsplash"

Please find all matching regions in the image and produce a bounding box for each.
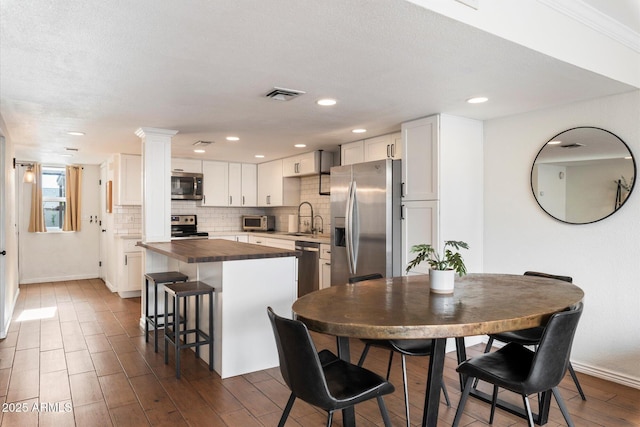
[112,174,331,235]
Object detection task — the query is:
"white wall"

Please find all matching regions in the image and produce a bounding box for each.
[484,90,640,387]
[19,164,101,284]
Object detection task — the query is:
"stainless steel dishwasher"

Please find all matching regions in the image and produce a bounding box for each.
[295,240,320,297]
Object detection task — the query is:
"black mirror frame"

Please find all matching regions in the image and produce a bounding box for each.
[531,126,636,224]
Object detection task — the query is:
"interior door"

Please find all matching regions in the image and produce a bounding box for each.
[0,136,6,336]
[99,163,107,280]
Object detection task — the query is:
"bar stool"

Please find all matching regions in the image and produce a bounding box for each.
[164,281,214,379]
[144,271,189,352]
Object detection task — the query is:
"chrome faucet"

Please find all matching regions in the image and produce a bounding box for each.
[297,201,314,234]
[314,215,324,235]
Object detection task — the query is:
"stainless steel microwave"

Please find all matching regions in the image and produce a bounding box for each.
[171,172,203,200]
[242,215,275,231]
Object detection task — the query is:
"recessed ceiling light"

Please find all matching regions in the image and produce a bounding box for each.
[467,97,488,104]
[255,154,265,158]
[317,98,337,106]
[194,149,206,153]
[294,144,306,148]
[352,129,367,134]
[226,136,240,141]
[547,140,562,145]
[59,153,73,157]
[67,131,85,136]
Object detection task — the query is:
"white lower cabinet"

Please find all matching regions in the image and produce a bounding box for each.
[118,238,143,297]
[211,235,249,243]
[248,235,295,250]
[319,244,331,289]
[402,201,439,275]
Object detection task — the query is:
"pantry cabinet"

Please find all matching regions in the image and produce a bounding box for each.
[400,114,483,276]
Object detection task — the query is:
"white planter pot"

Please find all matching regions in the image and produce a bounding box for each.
[429,269,455,294]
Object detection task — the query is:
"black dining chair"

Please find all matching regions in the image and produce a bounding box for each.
[349,274,451,427]
[267,307,395,427]
[479,271,586,401]
[453,302,583,427]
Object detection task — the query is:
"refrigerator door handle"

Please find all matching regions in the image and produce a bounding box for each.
[351,182,359,274]
[345,181,356,274]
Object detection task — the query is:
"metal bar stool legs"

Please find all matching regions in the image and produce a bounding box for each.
[163,281,214,379]
[144,272,188,352]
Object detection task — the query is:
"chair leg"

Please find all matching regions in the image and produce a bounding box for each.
[522,395,535,427]
[568,363,586,401]
[552,386,575,427]
[357,343,371,366]
[489,385,498,424]
[278,393,296,427]
[452,377,473,427]
[326,411,333,427]
[377,396,393,427]
[385,350,394,380]
[400,354,410,427]
[441,382,451,407]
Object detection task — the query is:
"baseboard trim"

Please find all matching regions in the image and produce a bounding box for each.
[20,274,99,285]
[571,361,640,390]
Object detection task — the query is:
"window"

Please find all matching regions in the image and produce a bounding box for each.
[42,166,66,230]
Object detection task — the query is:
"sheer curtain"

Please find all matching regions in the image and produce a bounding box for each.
[63,165,82,231]
[28,163,46,232]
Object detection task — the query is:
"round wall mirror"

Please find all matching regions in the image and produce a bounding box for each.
[531,127,636,224]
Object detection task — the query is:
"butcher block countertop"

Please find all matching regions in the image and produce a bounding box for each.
[137,239,301,263]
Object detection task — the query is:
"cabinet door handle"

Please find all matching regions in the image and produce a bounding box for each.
[401,182,405,198]
[387,144,390,158]
[391,144,395,158]
[203,195,206,204]
[229,196,232,205]
[124,255,128,265]
[400,204,405,220]
[242,196,245,205]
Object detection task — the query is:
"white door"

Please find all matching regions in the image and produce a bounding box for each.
[99,163,108,280]
[0,137,6,335]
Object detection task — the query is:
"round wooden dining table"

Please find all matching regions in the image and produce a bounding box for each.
[292,273,584,427]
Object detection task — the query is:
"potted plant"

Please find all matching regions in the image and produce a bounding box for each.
[406,240,469,294]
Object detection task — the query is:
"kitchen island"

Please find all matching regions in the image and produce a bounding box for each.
[137,238,300,378]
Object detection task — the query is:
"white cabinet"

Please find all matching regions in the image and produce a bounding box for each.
[283,151,333,177]
[341,140,364,165]
[229,163,257,207]
[113,154,141,206]
[402,201,439,275]
[402,116,438,201]
[248,235,296,250]
[400,114,483,276]
[117,238,143,297]
[341,133,402,165]
[202,160,229,206]
[172,158,202,174]
[257,160,300,207]
[211,235,248,243]
[319,244,331,289]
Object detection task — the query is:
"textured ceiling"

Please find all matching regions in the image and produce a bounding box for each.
[0,0,636,165]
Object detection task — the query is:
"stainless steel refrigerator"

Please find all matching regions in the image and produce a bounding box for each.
[330,158,401,285]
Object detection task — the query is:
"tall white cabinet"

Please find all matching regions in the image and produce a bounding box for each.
[401,115,483,275]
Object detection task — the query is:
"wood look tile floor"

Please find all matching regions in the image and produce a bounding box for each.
[0,279,638,426]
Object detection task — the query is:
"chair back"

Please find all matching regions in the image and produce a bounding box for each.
[525,302,583,393]
[267,307,333,407]
[524,271,573,283]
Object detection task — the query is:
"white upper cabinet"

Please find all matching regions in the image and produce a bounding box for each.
[341,132,402,165]
[283,151,333,177]
[340,140,364,166]
[401,116,439,201]
[114,154,141,206]
[258,159,300,207]
[171,158,202,174]
[241,163,257,206]
[202,160,229,206]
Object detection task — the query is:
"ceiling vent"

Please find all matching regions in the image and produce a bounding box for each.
[265,87,306,101]
[193,140,213,146]
[561,143,585,149]
[65,147,79,151]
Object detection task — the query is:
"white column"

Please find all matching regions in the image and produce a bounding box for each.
[135,127,177,243]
